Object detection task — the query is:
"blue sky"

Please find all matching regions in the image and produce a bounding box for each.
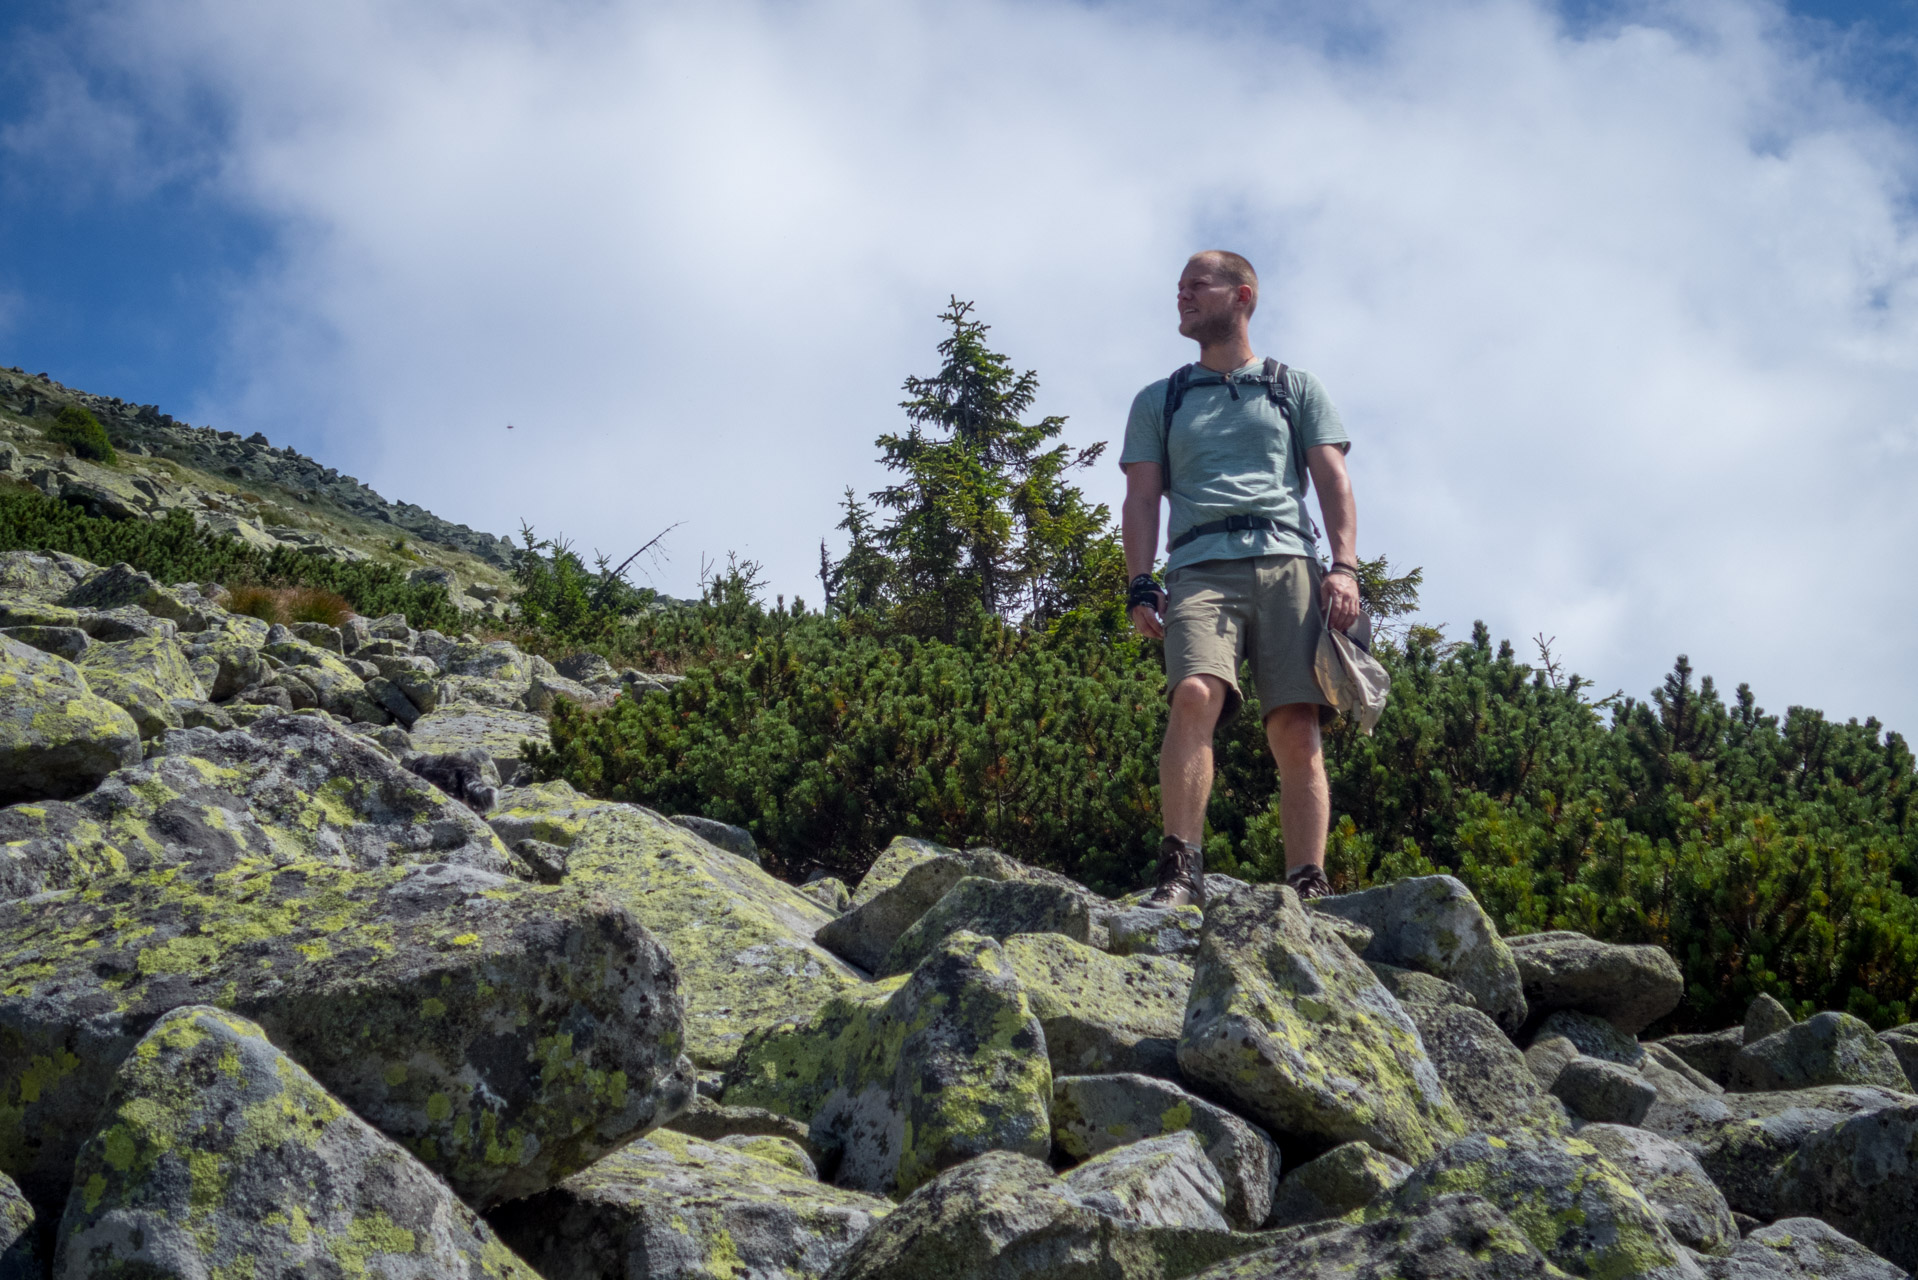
[3,0,1916,733]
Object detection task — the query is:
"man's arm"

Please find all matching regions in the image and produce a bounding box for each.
[1121,461,1165,639]
[1306,444,1360,631]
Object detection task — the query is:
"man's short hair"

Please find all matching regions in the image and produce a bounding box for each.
[1188,250,1259,315]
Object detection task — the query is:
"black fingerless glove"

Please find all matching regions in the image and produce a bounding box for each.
[1127,573,1165,611]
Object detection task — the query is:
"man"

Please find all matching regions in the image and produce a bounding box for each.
[1119,250,1361,907]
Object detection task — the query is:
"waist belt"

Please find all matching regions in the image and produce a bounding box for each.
[1168,514,1314,552]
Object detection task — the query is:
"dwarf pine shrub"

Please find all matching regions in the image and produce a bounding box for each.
[46,405,117,464]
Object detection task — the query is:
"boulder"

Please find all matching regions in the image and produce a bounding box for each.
[1745,994,1796,1043]
[881,877,1092,976]
[0,715,511,902]
[1189,1193,1566,1280]
[1266,1140,1412,1229]
[1051,1073,1280,1231]
[1507,930,1684,1036]
[816,845,1022,972]
[1385,1129,1700,1279]
[0,1169,35,1280]
[1695,1218,1907,1280]
[440,639,533,687]
[554,651,618,684]
[0,634,141,807]
[669,813,758,862]
[1002,934,1188,1080]
[819,1148,1260,1280]
[0,550,93,603]
[1727,1012,1910,1093]
[1311,874,1527,1032]
[805,876,851,914]
[59,562,164,613]
[663,1093,823,1166]
[523,673,611,714]
[0,858,693,1222]
[0,625,88,661]
[1535,1008,1646,1065]
[1659,1028,1745,1088]
[409,701,549,785]
[54,1005,539,1279]
[489,1129,889,1280]
[1105,904,1204,959]
[1176,883,1462,1162]
[1641,1085,1912,1219]
[74,634,203,736]
[1398,994,1568,1136]
[75,606,176,642]
[487,786,864,1068]
[1526,1034,1582,1091]
[183,629,266,700]
[1577,1124,1737,1256]
[714,1133,817,1177]
[726,932,1051,1197]
[1642,1043,1725,1103]
[1062,1131,1230,1229]
[1769,1099,1918,1272]
[1553,1056,1658,1125]
[1881,1024,1918,1091]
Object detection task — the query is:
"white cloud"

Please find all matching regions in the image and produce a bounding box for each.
[31,0,1918,729]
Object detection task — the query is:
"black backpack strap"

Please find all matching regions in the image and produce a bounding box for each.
[1160,365,1193,491]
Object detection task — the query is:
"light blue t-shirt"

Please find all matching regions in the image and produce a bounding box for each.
[1118,361,1348,571]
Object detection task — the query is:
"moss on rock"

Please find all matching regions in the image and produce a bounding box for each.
[1176,883,1463,1163]
[55,1005,539,1278]
[488,785,867,1069]
[491,1130,888,1280]
[725,932,1052,1198]
[0,856,692,1224]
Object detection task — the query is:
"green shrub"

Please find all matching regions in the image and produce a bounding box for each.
[0,484,461,631]
[46,405,117,464]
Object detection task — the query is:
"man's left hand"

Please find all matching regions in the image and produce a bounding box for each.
[1322,571,1361,634]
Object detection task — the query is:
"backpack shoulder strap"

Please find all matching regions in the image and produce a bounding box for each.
[1160,365,1193,491]
[1266,359,1314,502]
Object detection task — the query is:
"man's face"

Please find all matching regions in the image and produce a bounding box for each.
[1177,262,1246,343]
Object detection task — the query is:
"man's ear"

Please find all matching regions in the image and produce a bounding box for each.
[1237,284,1255,313]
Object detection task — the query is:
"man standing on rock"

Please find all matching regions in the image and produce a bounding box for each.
[1120,250,1361,908]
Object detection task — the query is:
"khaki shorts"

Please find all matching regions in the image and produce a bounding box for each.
[1164,554,1329,721]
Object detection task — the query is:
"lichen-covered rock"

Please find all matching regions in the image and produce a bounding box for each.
[54,1005,538,1278]
[1744,994,1795,1044]
[1727,1012,1910,1093]
[663,1094,822,1166]
[1051,1074,1279,1231]
[1536,1008,1647,1066]
[0,715,511,903]
[489,1129,888,1280]
[440,639,533,687]
[880,877,1091,976]
[0,634,141,809]
[58,563,167,615]
[804,876,851,914]
[819,1149,1262,1280]
[1526,1034,1582,1091]
[1383,1129,1701,1279]
[1002,933,1188,1079]
[713,1133,817,1178]
[1554,1056,1658,1126]
[1695,1218,1906,1280]
[183,628,266,700]
[487,786,864,1068]
[1642,1043,1724,1103]
[1177,883,1462,1162]
[1659,1028,1745,1088]
[261,636,386,723]
[1190,1193,1570,1280]
[816,846,1021,973]
[409,701,549,784]
[1266,1140,1412,1229]
[670,813,758,862]
[1769,1100,1918,1272]
[1881,1024,1918,1092]
[1061,1132,1230,1231]
[0,551,92,604]
[0,1168,35,1280]
[1311,874,1527,1032]
[1105,905,1204,959]
[1402,996,1568,1137]
[0,626,88,661]
[1640,1085,1912,1219]
[726,932,1051,1197]
[1576,1125,1737,1257]
[1508,930,1684,1036]
[0,858,692,1222]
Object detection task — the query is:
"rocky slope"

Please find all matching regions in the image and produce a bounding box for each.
[5,380,1918,1276]
[1,365,519,609]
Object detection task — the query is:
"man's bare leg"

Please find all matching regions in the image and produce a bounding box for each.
[1161,675,1231,843]
[1265,703,1332,896]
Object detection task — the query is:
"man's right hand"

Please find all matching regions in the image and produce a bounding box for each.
[1130,597,1165,639]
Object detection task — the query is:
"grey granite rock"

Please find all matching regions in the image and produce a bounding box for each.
[1508,930,1684,1036]
[1728,1012,1910,1093]
[1553,1056,1658,1125]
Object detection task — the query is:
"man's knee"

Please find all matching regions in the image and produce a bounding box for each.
[1264,703,1323,768]
[1169,674,1230,721]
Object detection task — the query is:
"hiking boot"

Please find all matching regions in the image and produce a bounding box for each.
[1146,835,1207,909]
[1286,862,1333,901]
